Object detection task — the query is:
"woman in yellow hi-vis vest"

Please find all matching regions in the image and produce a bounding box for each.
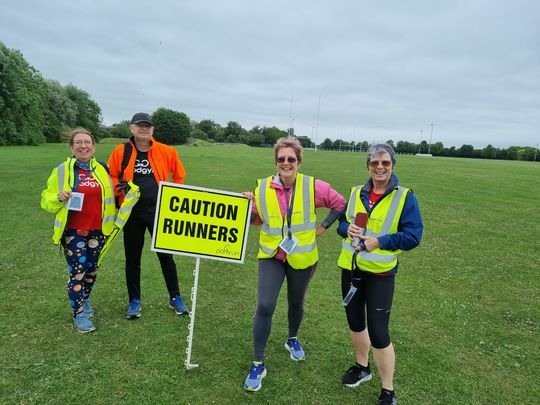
[336,144,423,405]
[242,137,346,392]
[41,128,116,334]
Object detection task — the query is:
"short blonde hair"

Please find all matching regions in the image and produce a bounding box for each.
[274,137,303,164]
[65,127,95,146]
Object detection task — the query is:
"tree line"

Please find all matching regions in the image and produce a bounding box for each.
[1,42,102,145]
[1,42,537,162]
[316,139,538,161]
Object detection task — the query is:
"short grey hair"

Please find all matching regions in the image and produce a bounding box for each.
[366,143,396,167]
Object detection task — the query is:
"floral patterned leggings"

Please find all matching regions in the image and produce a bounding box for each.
[61,229,106,317]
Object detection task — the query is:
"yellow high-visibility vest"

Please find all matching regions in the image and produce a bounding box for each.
[97,181,140,266]
[337,185,409,273]
[41,157,117,244]
[254,174,318,269]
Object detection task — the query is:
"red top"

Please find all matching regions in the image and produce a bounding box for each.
[369,189,383,209]
[67,169,103,230]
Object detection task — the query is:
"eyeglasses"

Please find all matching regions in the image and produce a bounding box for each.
[276,156,297,164]
[73,140,93,146]
[369,160,392,168]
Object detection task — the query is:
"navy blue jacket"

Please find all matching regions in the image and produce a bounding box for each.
[337,174,423,274]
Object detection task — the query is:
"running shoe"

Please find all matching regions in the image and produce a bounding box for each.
[169,295,189,315]
[284,337,306,361]
[126,298,141,319]
[244,362,267,392]
[73,314,96,333]
[342,363,373,387]
[378,389,397,405]
[82,300,94,318]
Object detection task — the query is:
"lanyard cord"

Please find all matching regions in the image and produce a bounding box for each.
[284,179,297,240]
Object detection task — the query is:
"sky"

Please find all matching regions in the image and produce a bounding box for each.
[1,0,539,148]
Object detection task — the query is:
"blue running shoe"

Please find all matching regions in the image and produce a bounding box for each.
[82,300,94,318]
[244,362,267,392]
[126,298,141,319]
[73,314,96,333]
[285,337,305,361]
[169,295,189,315]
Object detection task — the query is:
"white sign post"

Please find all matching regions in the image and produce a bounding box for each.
[185,257,201,369]
[151,183,252,369]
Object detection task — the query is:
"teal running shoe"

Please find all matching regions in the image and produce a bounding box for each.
[73,314,96,333]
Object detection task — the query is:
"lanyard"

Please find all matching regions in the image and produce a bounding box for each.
[284,179,297,240]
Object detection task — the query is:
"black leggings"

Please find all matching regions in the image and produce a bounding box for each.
[123,207,180,301]
[252,258,316,361]
[341,268,394,349]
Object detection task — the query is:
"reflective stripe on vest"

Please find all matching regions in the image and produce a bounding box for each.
[255,174,318,269]
[338,186,408,272]
[51,161,72,244]
[115,182,140,227]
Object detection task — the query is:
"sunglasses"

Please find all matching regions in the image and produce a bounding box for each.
[369,160,392,168]
[276,156,297,164]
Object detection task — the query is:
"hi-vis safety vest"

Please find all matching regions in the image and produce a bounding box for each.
[337,185,409,273]
[114,182,140,228]
[97,181,140,266]
[41,157,117,245]
[254,174,318,269]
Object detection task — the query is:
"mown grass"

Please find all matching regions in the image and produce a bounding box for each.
[0,144,538,404]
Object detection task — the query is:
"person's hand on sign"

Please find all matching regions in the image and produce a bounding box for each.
[242,191,255,201]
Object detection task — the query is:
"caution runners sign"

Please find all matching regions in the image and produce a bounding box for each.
[151,182,252,263]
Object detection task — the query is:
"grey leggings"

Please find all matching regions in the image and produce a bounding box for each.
[252,258,317,361]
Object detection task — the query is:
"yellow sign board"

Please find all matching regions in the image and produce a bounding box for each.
[151,182,252,263]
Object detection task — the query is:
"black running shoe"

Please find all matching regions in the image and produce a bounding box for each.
[341,363,373,387]
[378,389,397,405]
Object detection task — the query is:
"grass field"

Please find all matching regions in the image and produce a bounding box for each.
[0,143,538,404]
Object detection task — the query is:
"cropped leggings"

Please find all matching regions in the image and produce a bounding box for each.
[341,268,395,349]
[61,229,106,317]
[252,258,317,362]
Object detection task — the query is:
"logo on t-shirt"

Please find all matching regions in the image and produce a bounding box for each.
[78,172,99,188]
[134,158,153,175]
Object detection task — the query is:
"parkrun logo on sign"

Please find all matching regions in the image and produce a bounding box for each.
[216,245,239,257]
[134,159,152,174]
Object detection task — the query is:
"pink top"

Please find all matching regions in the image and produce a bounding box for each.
[251,175,346,261]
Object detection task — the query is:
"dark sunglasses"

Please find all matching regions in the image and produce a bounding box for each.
[276,156,297,164]
[369,160,392,168]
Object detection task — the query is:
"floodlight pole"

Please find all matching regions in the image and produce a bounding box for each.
[315,93,321,151]
[428,123,434,154]
[185,257,201,370]
[418,129,423,153]
[289,92,294,131]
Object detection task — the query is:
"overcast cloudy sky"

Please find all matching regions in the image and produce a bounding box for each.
[2,0,539,148]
